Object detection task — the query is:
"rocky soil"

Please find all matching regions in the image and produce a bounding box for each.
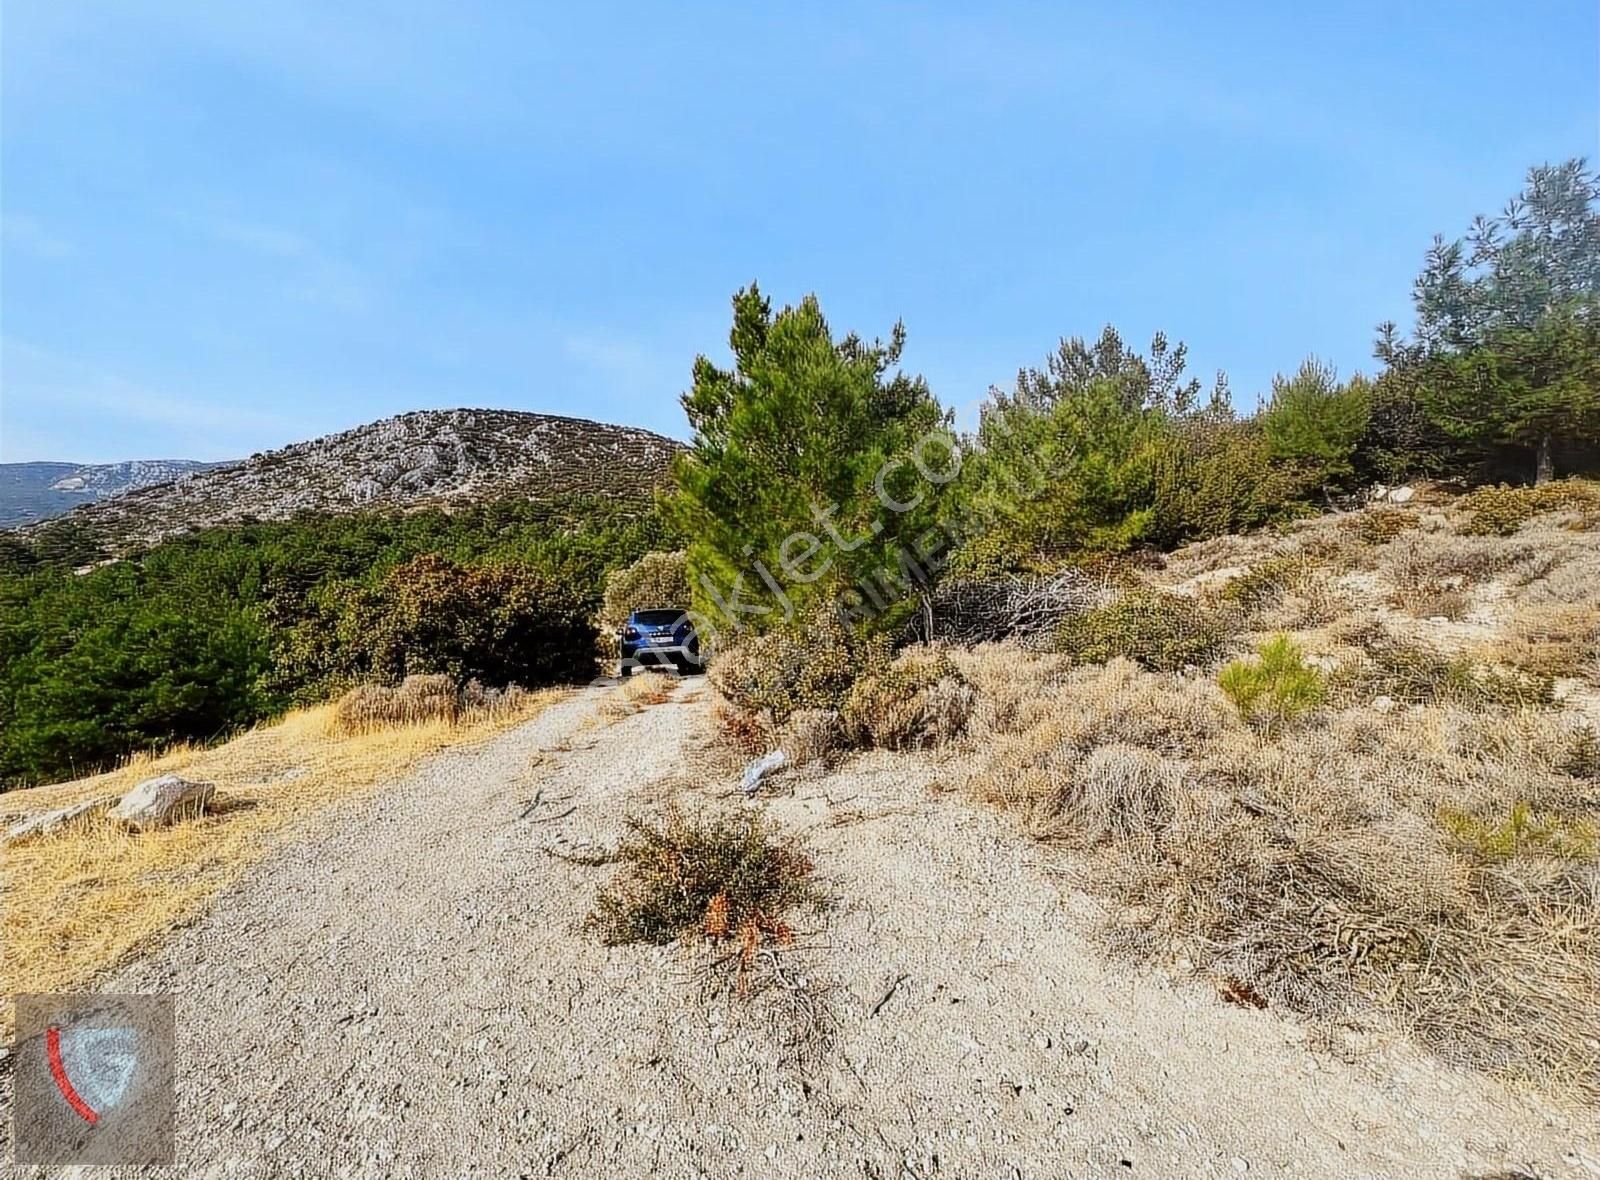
[4,679,1595,1178]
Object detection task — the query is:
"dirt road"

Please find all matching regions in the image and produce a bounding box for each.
[11,679,1595,1178]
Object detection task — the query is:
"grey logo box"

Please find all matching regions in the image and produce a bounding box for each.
[11,993,175,1166]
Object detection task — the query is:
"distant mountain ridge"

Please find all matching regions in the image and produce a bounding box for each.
[0,459,225,529]
[15,409,683,550]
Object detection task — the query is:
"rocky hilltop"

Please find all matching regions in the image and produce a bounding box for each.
[0,459,223,529]
[24,409,682,549]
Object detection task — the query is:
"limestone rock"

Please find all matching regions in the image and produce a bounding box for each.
[109,774,216,830]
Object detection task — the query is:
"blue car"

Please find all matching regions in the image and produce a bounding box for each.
[619,608,701,676]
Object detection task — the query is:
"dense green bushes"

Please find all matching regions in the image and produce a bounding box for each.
[1054,590,1229,671]
[0,496,674,788]
[280,554,597,694]
[0,567,271,785]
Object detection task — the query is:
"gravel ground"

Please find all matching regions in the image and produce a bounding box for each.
[5,677,1596,1178]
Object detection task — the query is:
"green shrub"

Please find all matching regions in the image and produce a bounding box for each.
[1458,480,1600,536]
[1220,555,1316,611]
[1261,360,1372,490]
[1218,634,1327,728]
[1054,590,1229,671]
[707,611,888,726]
[1439,801,1597,862]
[1352,636,1555,708]
[596,550,691,649]
[589,810,820,951]
[1340,507,1420,545]
[1146,420,1310,548]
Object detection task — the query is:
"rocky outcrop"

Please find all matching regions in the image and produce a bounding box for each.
[4,795,116,842]
[19,409,683,551]
[107,775,216,830]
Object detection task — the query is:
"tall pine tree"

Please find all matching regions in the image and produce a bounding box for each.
[669,286,955,639]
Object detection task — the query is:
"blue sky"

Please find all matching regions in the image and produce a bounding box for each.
[2,2,1595,462]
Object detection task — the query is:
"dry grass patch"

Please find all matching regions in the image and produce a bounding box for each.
[1343,634,1555,709]
[1382,529,1525,598]
[2,688,559,1022]
[332,673,538,733]
[1487,604,1600,683]
[599,670,678,720]
[955,642,1600,1099]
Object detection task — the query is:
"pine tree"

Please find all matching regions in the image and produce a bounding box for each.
[669,285,955,639]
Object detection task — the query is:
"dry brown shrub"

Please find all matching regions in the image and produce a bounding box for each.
[1382,530,1527,596]
[707,613,882,725]
[1397,583,1472,621]
[778,709,841,770]
[959,647,1600,1098]
[589,808,819,952]
[1340,506,1421,545]
[840,646,974,750]
[950,643,1062,738]
[1489,604,1600,682]
[713,701,775,757]
[1254,573,1349,630]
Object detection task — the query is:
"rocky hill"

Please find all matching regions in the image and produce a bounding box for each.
[0,459,224,529]
[23,409,682,550]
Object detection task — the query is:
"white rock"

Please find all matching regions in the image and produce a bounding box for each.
[1371,695,1397,714]
[1386,486,1416,504]
[109,774,215,830]
[4,795,116,842]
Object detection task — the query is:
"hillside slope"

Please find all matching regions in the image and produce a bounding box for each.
[24,409,682,550]
[0,459,223,529]
[2,680,1588,1177]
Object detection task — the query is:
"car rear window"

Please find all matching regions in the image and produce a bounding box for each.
[633,609,686,626]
